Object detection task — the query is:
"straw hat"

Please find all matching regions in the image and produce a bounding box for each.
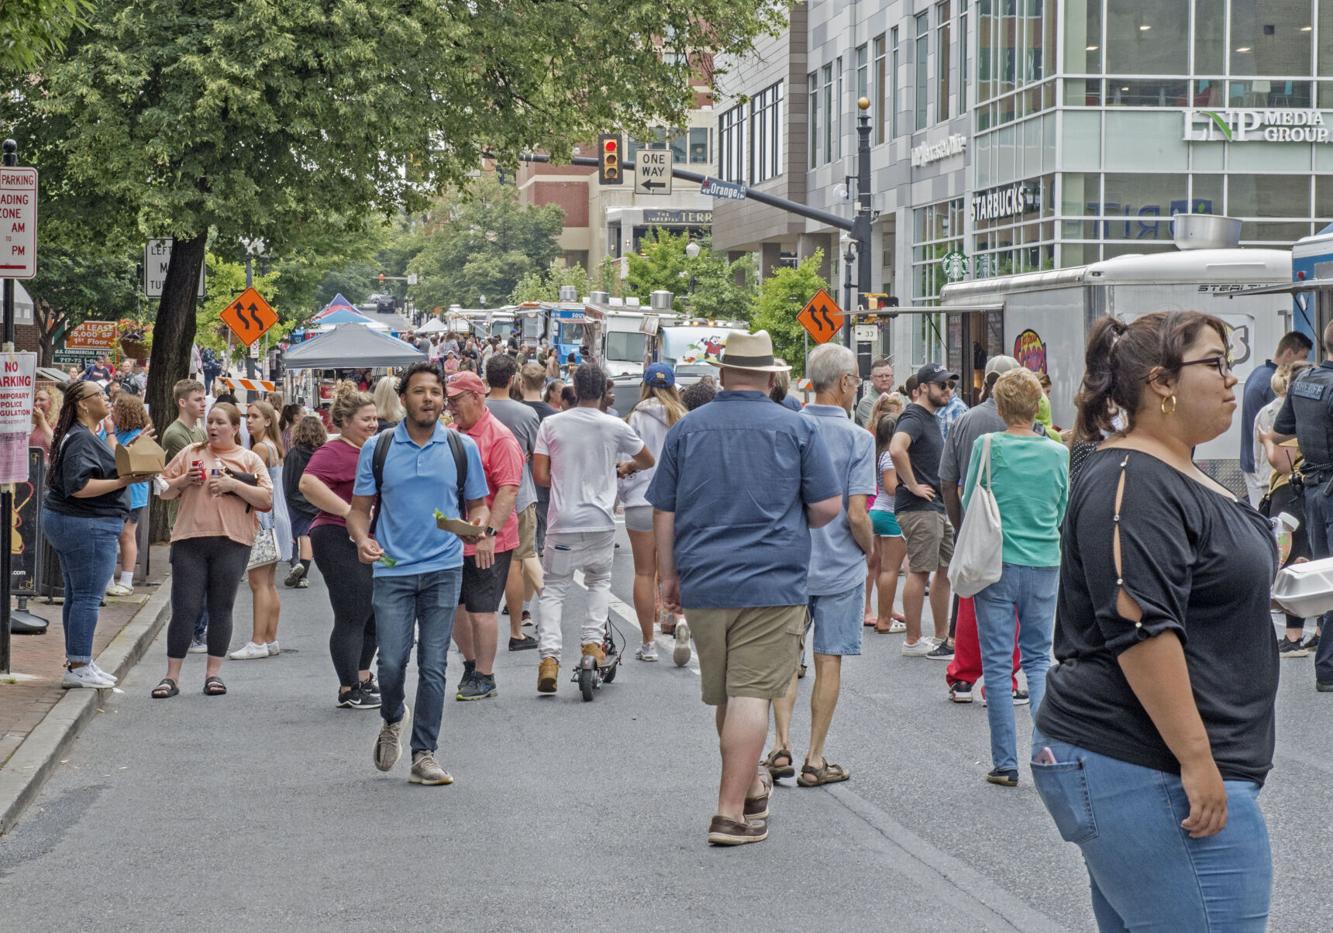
[707,330,791,373]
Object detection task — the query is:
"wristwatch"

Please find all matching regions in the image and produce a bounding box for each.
[482,526,498,538]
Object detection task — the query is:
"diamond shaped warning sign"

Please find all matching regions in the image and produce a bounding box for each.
[796,289,844,345]
[221,287,278,346]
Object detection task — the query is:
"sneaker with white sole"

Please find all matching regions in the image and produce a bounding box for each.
[87,661,117,685]
[62,665,114,689]
[105,583,134,598]
[228,641,270,660]
[409,751,454,785]
[636,642,658,662]
[926,640,955,661]
[901,639,934,657]
[374,706,409,772]
[673,620,692,667]
[266,641,280,657]
[188,638,208,654]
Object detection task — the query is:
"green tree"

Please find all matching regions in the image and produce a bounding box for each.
[510,259,596,304]
[0,0,92,73]
[29,241,141,366]
[748,251,828,376]
[626,230,755,320]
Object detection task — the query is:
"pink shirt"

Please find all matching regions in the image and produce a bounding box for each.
[458,408,522,555]
[304,437,363,531]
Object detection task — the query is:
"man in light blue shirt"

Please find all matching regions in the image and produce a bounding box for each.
[348,363,490,786]
[769,344,875,789]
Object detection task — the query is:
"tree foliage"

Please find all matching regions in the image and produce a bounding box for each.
[625,229,755,320]
[748,251,828,376]
[0,0,92,73]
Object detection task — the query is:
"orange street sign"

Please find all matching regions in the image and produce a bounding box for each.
[797,288,844,345]
[221,287,278,346]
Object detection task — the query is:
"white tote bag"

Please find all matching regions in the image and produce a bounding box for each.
[948,433,1004,598]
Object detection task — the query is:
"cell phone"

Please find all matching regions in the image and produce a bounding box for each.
[1034,746,1057,765]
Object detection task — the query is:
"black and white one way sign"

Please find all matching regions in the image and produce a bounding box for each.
[635,150,673,196]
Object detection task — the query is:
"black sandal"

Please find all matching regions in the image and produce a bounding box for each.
[150,678,179,699]
[203,676,227,696]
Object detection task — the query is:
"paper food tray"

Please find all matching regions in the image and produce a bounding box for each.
[1272,556,1333,618]
[435,514,481,537]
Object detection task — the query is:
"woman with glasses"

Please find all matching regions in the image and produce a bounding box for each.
[1035,311,1276,930]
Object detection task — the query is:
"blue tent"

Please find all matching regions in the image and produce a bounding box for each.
[316,307,381,326]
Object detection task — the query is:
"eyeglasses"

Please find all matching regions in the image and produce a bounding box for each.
[1180,356,1233,378]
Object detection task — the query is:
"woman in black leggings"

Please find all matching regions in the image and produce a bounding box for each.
[299,384,382,709]
[152,403,273,698]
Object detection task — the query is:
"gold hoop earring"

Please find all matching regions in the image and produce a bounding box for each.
[1160,394,1177,416]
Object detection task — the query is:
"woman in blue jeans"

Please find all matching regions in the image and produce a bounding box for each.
[43,381,152,689]
[1037,311,1278,931]
[961,368,1068,787]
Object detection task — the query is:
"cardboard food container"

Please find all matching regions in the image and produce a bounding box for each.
[115,434,166,479]
[1272,556,1333,619]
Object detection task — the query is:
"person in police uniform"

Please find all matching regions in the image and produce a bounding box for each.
[1272,320,1333,694]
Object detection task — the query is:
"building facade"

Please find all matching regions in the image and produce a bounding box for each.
[711,0,1333,368]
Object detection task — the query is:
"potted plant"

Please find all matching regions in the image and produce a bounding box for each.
[118,318,150,360]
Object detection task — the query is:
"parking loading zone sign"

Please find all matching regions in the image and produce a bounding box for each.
[0,168,37,279]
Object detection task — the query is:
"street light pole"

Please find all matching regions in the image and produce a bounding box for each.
[848,96,873,348]
[240,237,266,400]
[684,240,700,311]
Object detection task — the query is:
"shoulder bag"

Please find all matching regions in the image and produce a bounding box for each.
[948,433,1004,598]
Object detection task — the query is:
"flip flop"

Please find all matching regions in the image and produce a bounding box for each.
[798,760,850,787]
[203,676,227,696]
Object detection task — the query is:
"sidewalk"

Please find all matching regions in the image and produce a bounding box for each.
[0,543,171,833]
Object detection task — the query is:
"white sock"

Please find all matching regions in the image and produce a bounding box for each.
[119,570,133,588]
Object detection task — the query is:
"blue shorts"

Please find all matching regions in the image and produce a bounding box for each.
[870,509,902,537]
[806,583,865,656]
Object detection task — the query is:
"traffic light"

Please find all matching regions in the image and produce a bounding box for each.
[598,133,622,185]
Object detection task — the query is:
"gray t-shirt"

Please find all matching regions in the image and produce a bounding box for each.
[940,397,1006,492]
[486,398,540,511]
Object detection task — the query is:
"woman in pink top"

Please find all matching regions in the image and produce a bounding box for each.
[151,403,272,698]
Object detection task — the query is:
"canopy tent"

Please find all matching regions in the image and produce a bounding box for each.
[416,317,449,334]
[313,293,358,319]
[282,323,425,370]
[313,307,385,328]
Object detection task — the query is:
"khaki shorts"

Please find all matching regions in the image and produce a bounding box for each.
[898,510,955,573]
[688,604,807,706]
[515,503,537,560]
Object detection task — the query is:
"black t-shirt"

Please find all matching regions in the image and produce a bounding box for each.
[45,423,129,519]
[522,400,558,422]
[1038,449,1279,785]
[892,403,945,513]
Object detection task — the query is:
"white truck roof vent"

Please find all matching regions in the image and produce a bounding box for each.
[650,290,673,311]
[589,290,610,304]
[557,285,579,301]
[1172,214,1242,251]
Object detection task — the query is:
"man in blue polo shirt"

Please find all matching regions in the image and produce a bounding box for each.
[648,330,841,847]
[347,363,490,786]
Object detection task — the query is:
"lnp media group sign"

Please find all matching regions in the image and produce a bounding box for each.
[1184,108,1333,144]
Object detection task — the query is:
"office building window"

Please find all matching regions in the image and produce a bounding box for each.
[959,0,968,112]
[809,72,820,167]
[915,12,930,130]
[1231,0,1313,77]
[718,106,745,182]
[835,58,844,160]
[873,36,887,144]
[749,81,784,183]
[891,28,900,137]
[937,2,952,122]
[822,64,835,164]
[857,44,869,103]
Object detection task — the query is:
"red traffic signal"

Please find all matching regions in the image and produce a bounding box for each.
[598,133,622,185]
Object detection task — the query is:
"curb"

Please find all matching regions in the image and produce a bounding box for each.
[0,580,172,836]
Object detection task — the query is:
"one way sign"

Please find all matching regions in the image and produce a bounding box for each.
[635,150,673,196]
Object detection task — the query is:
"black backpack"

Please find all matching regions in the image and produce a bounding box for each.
[367,428,469,536]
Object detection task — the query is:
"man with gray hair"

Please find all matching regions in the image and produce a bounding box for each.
[768,343,875,789]
[855,357,895,427]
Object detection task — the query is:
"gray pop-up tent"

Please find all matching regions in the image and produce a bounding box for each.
[283,323,425,370]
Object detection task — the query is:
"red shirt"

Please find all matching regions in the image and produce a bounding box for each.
[458,408,522,555]
[304,437,363,530]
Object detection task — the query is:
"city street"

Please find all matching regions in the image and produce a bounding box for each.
[2,524,1330,932]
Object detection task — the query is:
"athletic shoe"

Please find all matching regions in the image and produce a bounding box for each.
[62,665,114,689]
[296,578,309,588]
[673,620,692,667]
[521,610,533,626]
[636,642,658,661]
[358,676,382,706]
[901,639,934,657]
[537,657,559,694]
[948,680,973,703]
[985,768,1019,787]
[188,638,208,654]
[1317,680,1333,693]
[1012,688,1031,706]
[283,563,307,588]
[1279,637,1310,658]
[409,751,453,785]
[374,707,409,772]
[266,641,280,656]
[457,672,497,701]
[228,641,270,660]
[508,634,537,651]
[337,686,358,709]
[1304,632,1321,652]
[707,815,767,846]
[87,661,117,685]
[457,661,476,695]
[105,583,134,598]
[926,640,955,661]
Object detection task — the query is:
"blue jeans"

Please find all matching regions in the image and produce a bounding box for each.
[43,510,122,663]
[1031,727,1271,931]
[372,568,462,755]
[1302,487,1333,683]
[974,563,1058,772]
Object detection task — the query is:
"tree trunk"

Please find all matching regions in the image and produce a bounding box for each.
[146,232,206,543]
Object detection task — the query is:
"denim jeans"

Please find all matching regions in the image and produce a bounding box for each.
[973,563,1058,772]
[43,510,122,663]
[372,568,462,755]
[536,531,615,659]
[1030,727,1271,931]
[1301,487,1333,683]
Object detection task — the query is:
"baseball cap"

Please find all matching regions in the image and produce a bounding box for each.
[643,363,675,387]
[446,371,487,396]
[915,362,959,386]
[984,355,1022,379]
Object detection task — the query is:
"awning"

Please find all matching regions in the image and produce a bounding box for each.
[282,323,425,370]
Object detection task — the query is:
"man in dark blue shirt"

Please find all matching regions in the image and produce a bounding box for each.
[1240,331,1311,506]
[647,330,840,847]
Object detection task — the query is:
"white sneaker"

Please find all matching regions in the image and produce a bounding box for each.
[266,641,280,656]
[87,661,117,685]
[105,583,134,598]
[62,665,114,689]
[901,639,934,657]
[228,641,270,660]
[188,638,208,654]
[636,642,658,662]
[673,620,692,667]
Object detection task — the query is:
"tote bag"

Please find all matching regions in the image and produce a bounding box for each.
[246,504,280,572]
[947,433,1004,598]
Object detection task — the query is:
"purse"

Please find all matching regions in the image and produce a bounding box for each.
[947,433,1005,598]
[246,503,280,571]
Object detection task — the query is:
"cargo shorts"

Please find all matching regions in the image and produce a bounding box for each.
[687,604,807,706]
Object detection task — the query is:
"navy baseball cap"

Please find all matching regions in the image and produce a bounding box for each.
[643,363,676,387]
[916,362,959,385]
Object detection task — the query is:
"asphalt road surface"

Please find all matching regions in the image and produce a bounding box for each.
[2,525,1330,932]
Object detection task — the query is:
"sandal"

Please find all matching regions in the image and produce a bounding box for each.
[875,619,907,634]
[763,747,796,780]
[798,760,850,787]
[150,677,179,699]
[203,676,227,696]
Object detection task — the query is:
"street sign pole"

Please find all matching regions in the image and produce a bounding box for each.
[850,97,873,349]
[1,141,15,669]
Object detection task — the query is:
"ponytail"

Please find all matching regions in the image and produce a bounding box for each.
[1073,317,1128,444]
[47,383,96,489]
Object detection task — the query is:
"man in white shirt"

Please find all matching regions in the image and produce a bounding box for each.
[531,361,653,693]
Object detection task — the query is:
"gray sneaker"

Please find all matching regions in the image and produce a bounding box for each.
[374,706,409,772]
[457,672,497,701]
[409,751,454,785]
[673,620,692,667]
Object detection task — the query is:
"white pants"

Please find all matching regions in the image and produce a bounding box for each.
[1242,472,1266,509]
[537,530,616,660]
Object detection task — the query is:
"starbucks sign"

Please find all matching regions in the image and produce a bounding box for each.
[1184,108,1333,143]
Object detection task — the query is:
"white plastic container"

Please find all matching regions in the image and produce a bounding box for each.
[1272,556,1333,618]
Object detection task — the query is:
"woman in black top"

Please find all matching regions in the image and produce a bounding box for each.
[1033,311,1278,930]
[281,414,327,587]
[44,382,153,689]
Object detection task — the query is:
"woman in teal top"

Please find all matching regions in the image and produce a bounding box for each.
[961,368,1069,787]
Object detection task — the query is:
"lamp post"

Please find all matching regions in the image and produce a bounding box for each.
[684,240,700,310]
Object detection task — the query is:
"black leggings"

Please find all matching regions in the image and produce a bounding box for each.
[167,536,251,659]
[311,524,377,687]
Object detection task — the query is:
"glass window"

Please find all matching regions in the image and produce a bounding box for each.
[1106,79,1190,106]
[874,35,887,144]
[749,82,783,183]
[916,13,930,130]
[669,131,687,164]
[959,1,969,112]
[835,57,844,160]
[1193,78,1225,106]
[978,0,994,101]
[1228,79,1313,108]
[857,44,869,103]
[689,128,709,164]
[1317,175,1333,217]
[823,64,834,163]
[717,108,745,182]
[1104,0,1189,75]
[1241,221,1313,241]
[1064,0,1102,73]
[1098,174,1193,239]
[1064,78,1102,105]
[1228,175,1312,217]
[891,28,901,138]
[1231,0,1314,76]
[937,2,952,123]
[1322,2,1333,76]
[1193,175,1224,213]
[808,72,820,167]
[1194,0,1225,74]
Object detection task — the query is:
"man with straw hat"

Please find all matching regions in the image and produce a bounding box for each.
[647,330,842,847]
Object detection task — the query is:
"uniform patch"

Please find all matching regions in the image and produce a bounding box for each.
[1290,380,1326,401]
